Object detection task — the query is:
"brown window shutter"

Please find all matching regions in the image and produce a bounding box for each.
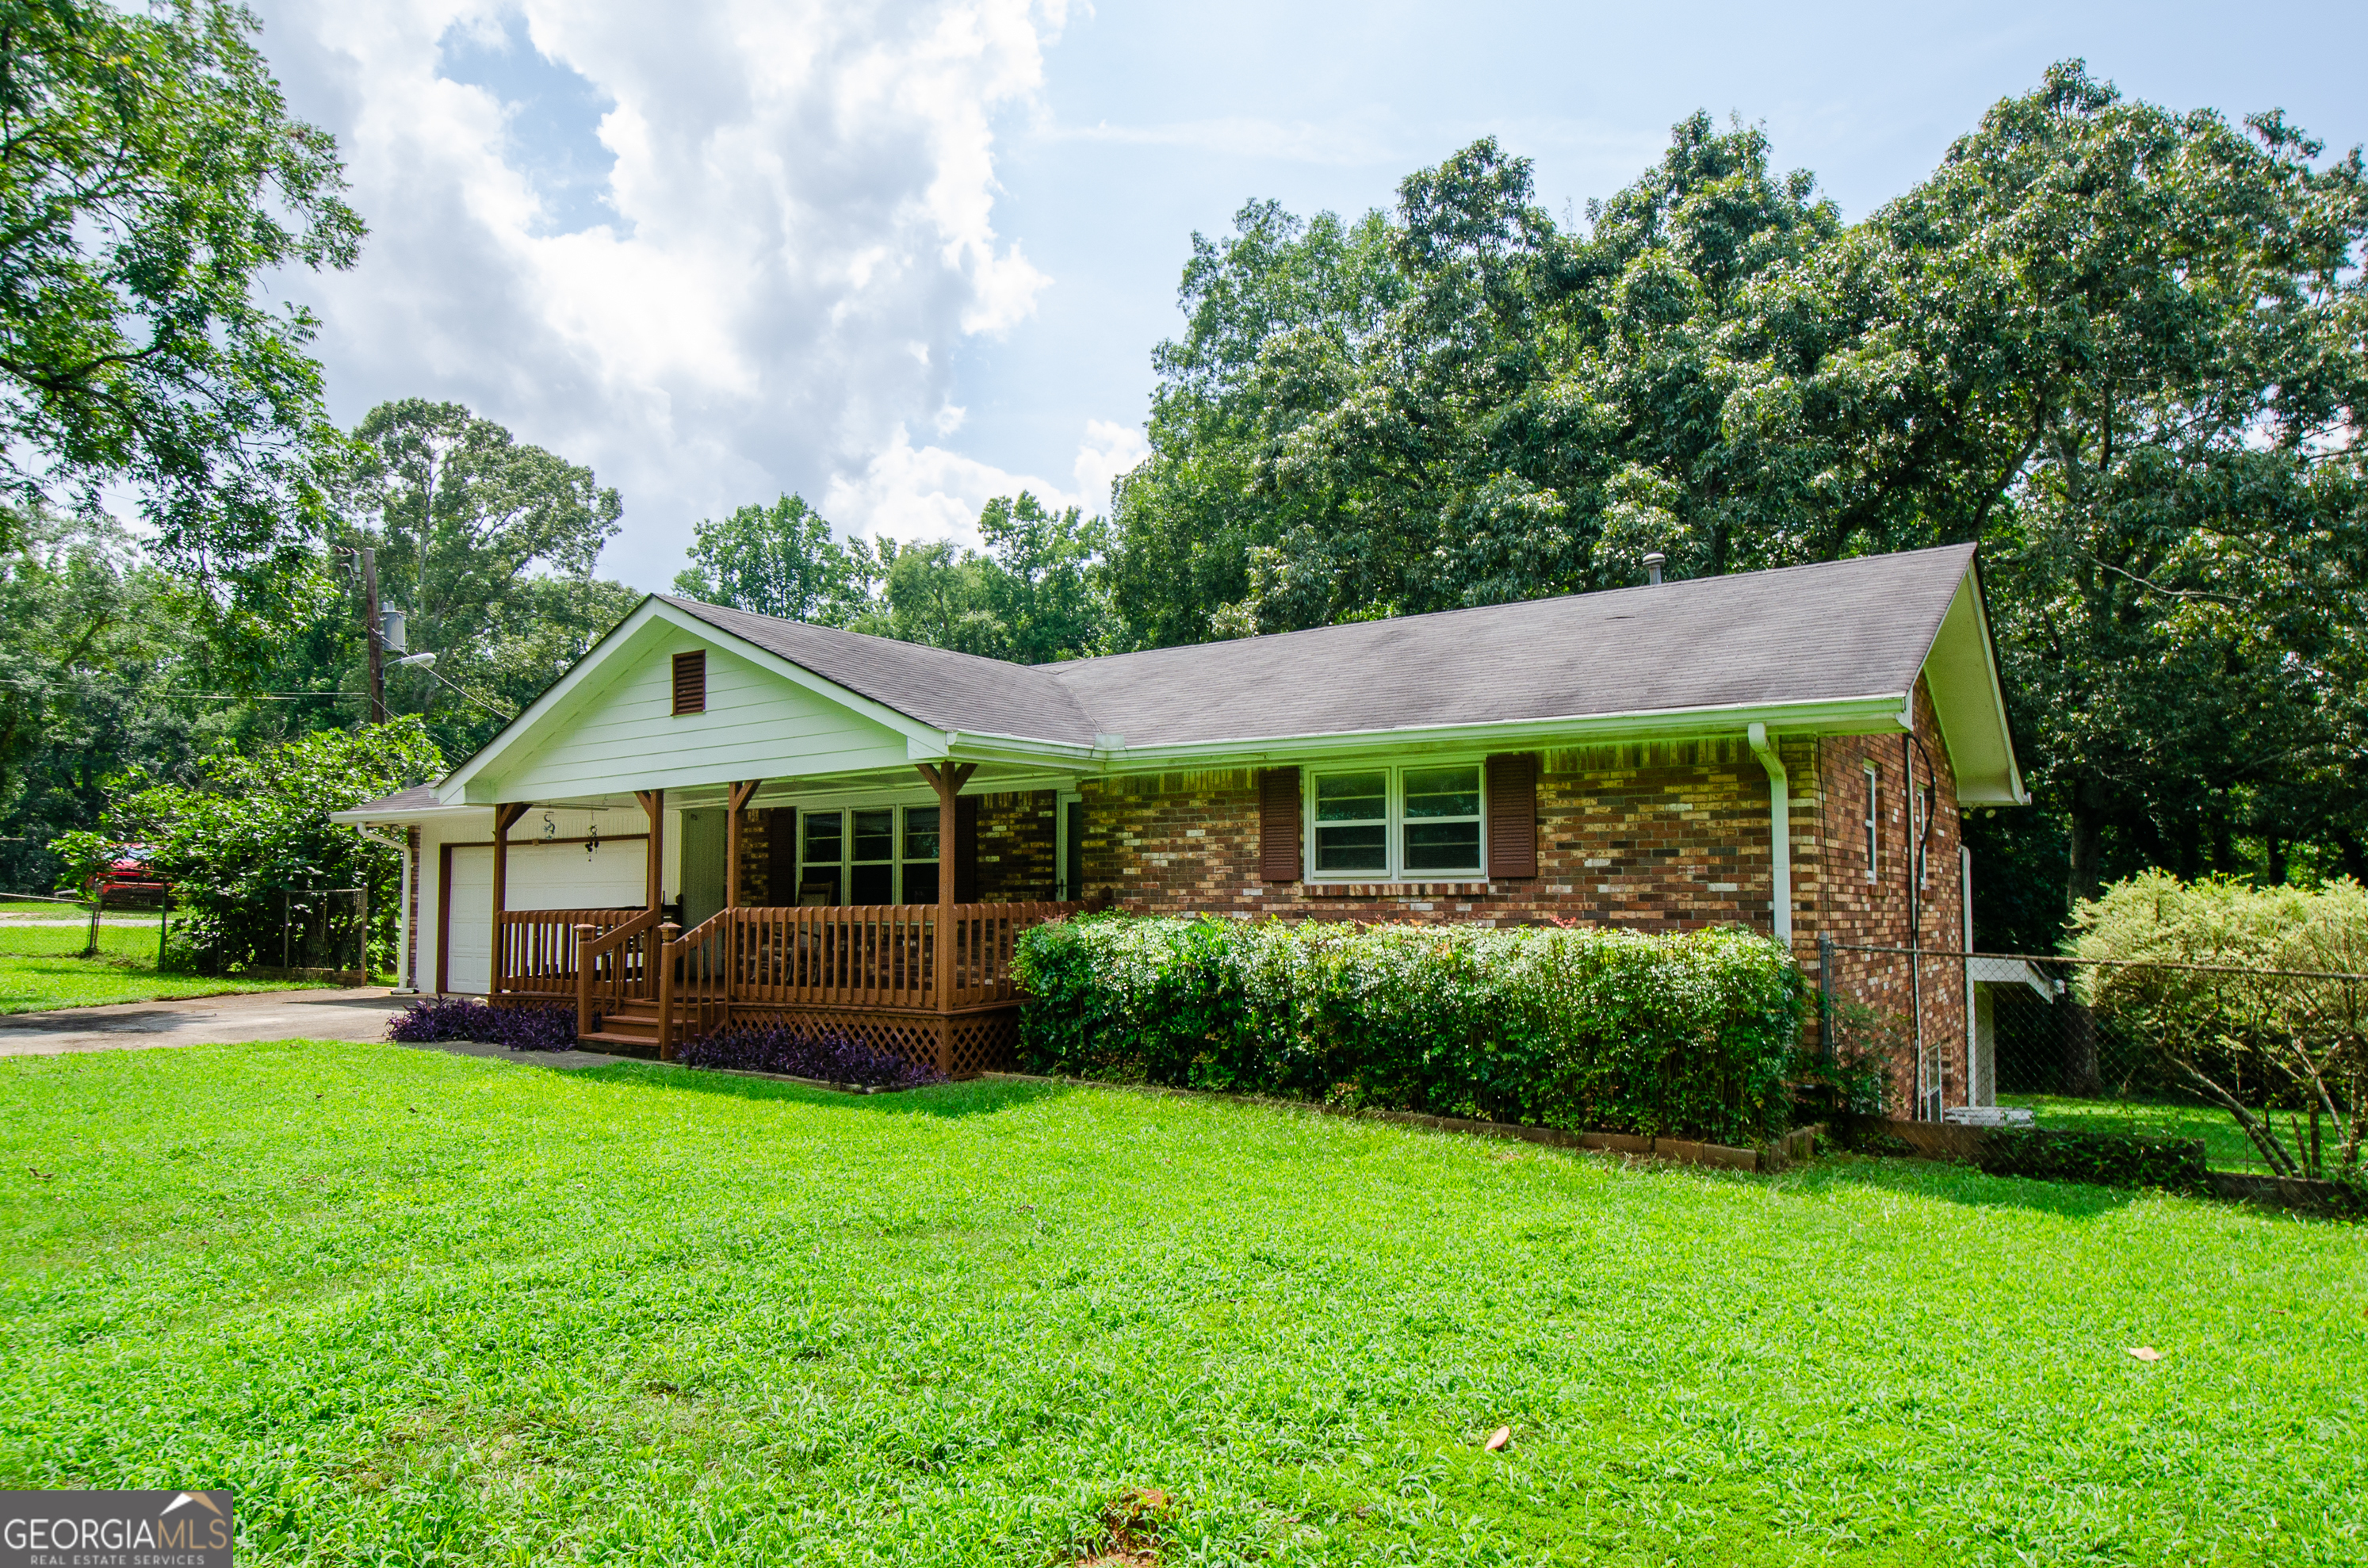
[1257,767,1302,882]
[954,795,980,902]
[1486,753,1538,879]
[671,650,706,714]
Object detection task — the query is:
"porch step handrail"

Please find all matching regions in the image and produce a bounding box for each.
[499,906,643,998]
[573,908,662,1035]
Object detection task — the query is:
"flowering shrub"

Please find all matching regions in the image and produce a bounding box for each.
[677,1024,947,1089]
[387,996,578,1052]
[1014,916,1807,1145]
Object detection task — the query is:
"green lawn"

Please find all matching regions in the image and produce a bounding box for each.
[2004,1093,2277,1172]
[0,912,323,1013]
[2,1044,2362,1566]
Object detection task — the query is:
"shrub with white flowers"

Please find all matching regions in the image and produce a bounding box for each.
[1014,916,1806,1145]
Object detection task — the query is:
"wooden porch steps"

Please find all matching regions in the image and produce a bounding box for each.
[577,999,665,1057]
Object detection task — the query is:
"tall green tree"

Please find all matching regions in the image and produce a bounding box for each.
[335,400,633,756]
[1105,64,2368,937]
[672,493,876,624]
[0,0,363,578]
[0,507,212,892]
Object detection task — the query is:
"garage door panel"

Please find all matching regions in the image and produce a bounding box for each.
[442,841,645,996]
[508,839,645,910]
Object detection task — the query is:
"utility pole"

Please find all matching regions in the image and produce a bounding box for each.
[362,546,386,724]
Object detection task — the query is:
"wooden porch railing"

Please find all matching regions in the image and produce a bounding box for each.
[650,901,1079,1057]
[496,908,643,998]
[500,901,1081,1060]
[572,908,662,1032]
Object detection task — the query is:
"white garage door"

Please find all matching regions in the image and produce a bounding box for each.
[443,841,646,995]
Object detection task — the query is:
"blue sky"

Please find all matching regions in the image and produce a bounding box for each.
[254,0,2368,591]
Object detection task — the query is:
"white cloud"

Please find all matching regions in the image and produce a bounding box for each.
[822,418,1144,547]
[255,0,1111,588]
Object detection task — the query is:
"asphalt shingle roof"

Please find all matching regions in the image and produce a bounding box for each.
[660,544,1976,750]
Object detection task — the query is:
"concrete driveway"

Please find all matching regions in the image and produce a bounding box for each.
[0,989,617,1069]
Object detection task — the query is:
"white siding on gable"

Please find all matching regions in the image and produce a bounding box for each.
[484,631,915,801]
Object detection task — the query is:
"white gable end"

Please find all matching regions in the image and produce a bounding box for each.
[448,608,921,804]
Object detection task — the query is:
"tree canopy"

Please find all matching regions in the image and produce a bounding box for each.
[0,0,363,580]
[1101,63,2368,939]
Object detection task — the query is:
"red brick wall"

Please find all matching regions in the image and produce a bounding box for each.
[1079,740,1811,931]
[973,790,1059,901]
[1800,678,1967,1110]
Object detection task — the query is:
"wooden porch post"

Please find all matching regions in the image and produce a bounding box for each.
[725,780,762,908]
[916,761,975,1071]
[489,802,529,997]
[634,790,665,911]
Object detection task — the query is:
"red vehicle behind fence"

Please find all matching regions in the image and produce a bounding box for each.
[92,847,168,908]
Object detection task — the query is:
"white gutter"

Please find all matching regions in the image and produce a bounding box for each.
[1747,722,1792,944]
[938,692,1914,774]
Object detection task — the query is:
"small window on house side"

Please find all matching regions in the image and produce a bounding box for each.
[1916,782,1934,888]
[1402,765,1482,871]
[1862,762,1880,882]
[1313,771,1388,873]
[671,650,706,715]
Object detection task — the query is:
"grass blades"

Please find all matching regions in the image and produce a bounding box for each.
[2,1041,2363,1566]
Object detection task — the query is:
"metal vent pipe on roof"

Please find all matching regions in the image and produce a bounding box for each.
[1643,552,1665,586]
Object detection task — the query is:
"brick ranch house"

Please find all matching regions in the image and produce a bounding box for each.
[339,543,2023,1103]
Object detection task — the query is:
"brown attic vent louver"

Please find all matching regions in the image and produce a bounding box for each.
[671,650,706,715]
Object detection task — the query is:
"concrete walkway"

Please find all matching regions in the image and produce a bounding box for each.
[0,989,617,1069]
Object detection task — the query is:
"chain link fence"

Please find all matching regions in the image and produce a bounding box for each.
[0,890,172,968]
[1820,940,2368,1180]
[0,886,369,980]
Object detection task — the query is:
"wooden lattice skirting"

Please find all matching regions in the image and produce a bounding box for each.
[710,1004,1020,1079]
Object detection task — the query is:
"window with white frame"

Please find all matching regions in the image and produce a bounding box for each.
[1308,763,1485,879]
[1862,762,1880,882]
[799,803,940,905]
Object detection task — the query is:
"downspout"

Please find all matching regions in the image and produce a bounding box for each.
[1746,724,1791,945]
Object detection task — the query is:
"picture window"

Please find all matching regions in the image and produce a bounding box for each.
[798,802,942,905]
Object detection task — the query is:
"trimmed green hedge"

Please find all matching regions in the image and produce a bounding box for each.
[1012,916,1807,1145]
[1973,1127,2209,1191]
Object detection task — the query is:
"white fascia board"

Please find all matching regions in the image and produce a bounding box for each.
[438,598,943,805]
[1060,693,1913,774]
[1918,564,2030,807]
[924,729,1100,767]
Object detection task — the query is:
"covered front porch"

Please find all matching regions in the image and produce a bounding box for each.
[488,763,1080,1076]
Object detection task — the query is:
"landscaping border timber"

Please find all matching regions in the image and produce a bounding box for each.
[1861,1115,2362,1218]
[977,1072,1808,1171]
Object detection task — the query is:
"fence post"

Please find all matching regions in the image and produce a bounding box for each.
[157,890,170,971]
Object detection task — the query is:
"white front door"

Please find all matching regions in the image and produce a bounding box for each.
[442,839,648,995]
